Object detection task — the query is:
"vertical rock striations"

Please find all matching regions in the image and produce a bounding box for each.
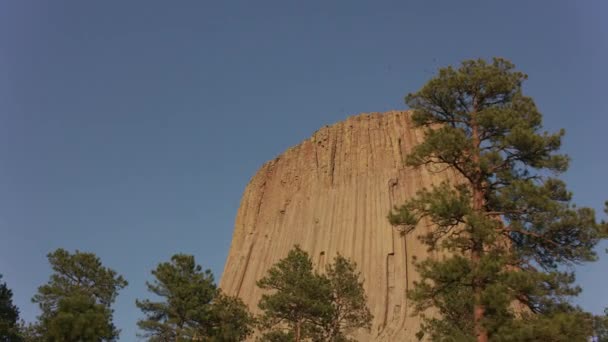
[220,111,453,341]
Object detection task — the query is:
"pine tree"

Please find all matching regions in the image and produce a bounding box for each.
[388,58,606,341]
[32,248,128,341]
[256,246,372,342]
[136,254,253,341]
[321,255,372,341]
[593,308,608,342]
[207,293,255,342]
[257,246,331,342]
[0,274,22,341]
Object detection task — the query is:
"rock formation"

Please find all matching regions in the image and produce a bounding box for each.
[220,111,453,341]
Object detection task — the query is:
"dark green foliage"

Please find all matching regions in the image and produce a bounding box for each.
[321,255,373,341]
[40,294,115,341]
[257,246,331,342]
[136,254,253,341]
[31,249,128,341]
[389,58,606,341]
[258,330,295,342]
[480,305,595,342]
[18,323,42,342]
[0,275,22,341]
[136,254,216,341]
[257,246,372,342]
[206,293,255,342]
[592,308,608,342]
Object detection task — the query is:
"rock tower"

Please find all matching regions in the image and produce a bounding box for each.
[220,111,452,341]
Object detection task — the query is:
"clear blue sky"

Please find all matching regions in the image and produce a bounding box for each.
[1,1,606,340]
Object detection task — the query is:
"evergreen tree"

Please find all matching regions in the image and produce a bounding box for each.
[0,274,22,341]
[32,248,128,341]
[136,254,253,341]
[593,308,608,342]
[19,323,42,342]
[257,246,372,342]
[388,58,606,341]
[207,293,255,342]
[257,246,331,342]
[320,255,372,341]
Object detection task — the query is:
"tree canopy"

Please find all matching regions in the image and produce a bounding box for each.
[0,274,22,342]
[257,246,372,342]
[31,249,128,341]
[136,254,253,341]
[389,57,606,342]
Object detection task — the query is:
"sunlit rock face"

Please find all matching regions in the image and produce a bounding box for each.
[220,111,453,341]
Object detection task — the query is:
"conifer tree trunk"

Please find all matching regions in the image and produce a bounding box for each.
[472,234,487,342]
[471,107,488,342]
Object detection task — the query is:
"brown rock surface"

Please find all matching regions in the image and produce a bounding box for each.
[220,111,453,341]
